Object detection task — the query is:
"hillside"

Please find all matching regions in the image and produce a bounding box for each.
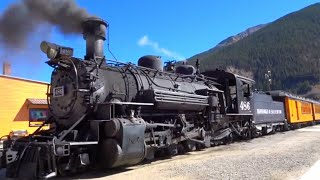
[188,3,320,98]
[191,24,267,61]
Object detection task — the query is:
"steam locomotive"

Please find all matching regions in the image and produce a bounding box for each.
[0,17,318,179]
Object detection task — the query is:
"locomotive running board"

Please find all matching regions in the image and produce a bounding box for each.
[102,102,154,106]
[226,113,253,116]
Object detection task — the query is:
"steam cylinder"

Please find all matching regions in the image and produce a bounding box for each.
[82,17,108,60]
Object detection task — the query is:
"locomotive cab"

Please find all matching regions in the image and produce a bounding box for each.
[202,70,254,115]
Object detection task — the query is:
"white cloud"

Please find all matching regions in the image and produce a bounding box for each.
[137,35,185,60]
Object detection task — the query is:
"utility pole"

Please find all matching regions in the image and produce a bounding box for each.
[265,70,272,91]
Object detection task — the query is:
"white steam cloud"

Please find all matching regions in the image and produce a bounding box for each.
[138,35,185,60]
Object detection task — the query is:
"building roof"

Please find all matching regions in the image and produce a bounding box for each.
[0,74,49,85]
[27,98,48,105]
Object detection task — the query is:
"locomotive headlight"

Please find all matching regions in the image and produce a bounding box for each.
[40,41,74,59]
[40,41,59,59]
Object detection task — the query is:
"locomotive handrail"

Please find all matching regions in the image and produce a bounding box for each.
[145,122,175,128]
[47,57,80,119]
[76,89,90,92]
[138,67,200,94]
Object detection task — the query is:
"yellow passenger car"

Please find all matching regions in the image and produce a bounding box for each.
[269,90,318,126]
[312,102,320,121]
[285,98,313,124]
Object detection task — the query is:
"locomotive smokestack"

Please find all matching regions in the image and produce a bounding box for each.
[82,17,108,62]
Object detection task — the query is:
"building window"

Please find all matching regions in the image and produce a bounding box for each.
[29,108,48,122]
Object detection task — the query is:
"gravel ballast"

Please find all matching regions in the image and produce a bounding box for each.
[1,125,320,180]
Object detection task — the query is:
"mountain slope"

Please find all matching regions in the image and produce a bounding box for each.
[188,3,320,97]
[216,24,267,48]
[191,24,267,61]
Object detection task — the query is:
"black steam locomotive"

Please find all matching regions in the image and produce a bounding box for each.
[0,18,292,179]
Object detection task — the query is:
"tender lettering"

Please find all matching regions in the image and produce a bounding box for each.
[257,109,282,114]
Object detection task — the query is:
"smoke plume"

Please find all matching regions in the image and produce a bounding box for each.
[138,35,186,60]
[0,0,91,49]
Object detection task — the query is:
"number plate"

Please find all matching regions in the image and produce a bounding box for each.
[53,86,64,97]
[240,101,251,111]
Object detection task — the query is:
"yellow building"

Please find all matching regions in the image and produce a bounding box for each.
[0,74,49,138]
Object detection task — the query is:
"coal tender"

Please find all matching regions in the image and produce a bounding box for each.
[252,91,287,134]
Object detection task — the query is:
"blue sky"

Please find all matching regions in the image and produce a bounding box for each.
[0,0,319,82]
